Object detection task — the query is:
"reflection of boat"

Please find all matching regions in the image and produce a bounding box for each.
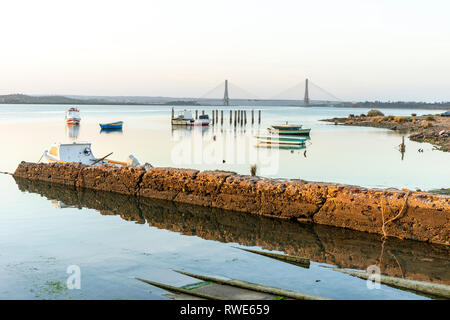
[65,107,81,125]
[99,121,123,130]
[271,123,302,130]
[100,128,123,134]
[268,128,311,136]
[255,136,306,145]
[66,124,80,139]
[256,143,305,150]
[43,142,140,167]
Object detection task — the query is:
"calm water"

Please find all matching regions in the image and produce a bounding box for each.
[0,104,449,300]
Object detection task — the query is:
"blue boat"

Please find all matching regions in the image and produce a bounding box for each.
[99,121,123,130]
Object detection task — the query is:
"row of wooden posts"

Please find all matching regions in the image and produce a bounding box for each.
[172,108,261,126]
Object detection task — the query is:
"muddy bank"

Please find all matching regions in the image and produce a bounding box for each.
[322,112,450,152]
[14,177,450,285]
[13,162,450,245]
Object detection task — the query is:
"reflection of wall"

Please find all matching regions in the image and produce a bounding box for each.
[15,177,450,285]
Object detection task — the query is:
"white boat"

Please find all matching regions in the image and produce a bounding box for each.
[65,107,81,125]
[43,142,142,167]
[171,110,195,126]
[171,110,210,126]
[193,114,210,126]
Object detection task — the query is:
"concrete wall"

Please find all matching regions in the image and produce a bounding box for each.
[13,162,450,245]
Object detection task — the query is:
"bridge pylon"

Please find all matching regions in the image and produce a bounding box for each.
[304,78,310,106]
[223,80,230,106]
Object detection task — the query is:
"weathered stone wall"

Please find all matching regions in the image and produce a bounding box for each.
[14,177,450,284]
[13,162,450,245]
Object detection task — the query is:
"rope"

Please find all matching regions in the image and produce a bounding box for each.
[380,191,411,240]
[0,171,12,175]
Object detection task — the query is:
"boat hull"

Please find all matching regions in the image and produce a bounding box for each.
[268,128,311,135]
[66,119,80,125]
[99,122,123,130]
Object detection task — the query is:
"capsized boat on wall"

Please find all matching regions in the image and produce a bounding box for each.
[65,107,81,125]
[43,142,145,167]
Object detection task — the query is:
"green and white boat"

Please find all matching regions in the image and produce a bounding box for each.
[268,127,311,136]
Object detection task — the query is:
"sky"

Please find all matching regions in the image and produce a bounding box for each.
[0,0,449,102]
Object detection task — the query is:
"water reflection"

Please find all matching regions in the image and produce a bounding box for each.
[171,125,210,138]
[14,177,450,285]
[100,128,123,135]
[65,124,80,140]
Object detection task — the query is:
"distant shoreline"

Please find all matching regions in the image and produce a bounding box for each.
[0,102,449,110]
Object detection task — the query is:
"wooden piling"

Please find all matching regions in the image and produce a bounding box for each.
[212,110,215,125]
[251,109,254,124]
[244,111,247,125]
[202,110,205,116]
[195,110,198,119]
[258,110,261,124]
[171,107,174,119]
[221,110,223,125]
[230,110,232,124]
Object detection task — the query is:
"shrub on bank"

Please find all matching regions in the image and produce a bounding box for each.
[421,121,433,128]
[367,109,384,117]
[394,116,410,123]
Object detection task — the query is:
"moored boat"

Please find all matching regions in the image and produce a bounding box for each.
[193,114,210,126]
[268,128,311,135]
[271,123,302,130]
[65,107,81,125]
[43,142,142,167]
[99,121,123,130]
[171,110,195,126]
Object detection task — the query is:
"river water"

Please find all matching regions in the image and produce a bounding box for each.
[0,104,448,299]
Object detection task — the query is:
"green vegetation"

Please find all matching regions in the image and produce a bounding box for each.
[367,109,384,117]
[351,101,450,110]
[164,100,200,106]
[0,94,107,104]
[181,281,212,291]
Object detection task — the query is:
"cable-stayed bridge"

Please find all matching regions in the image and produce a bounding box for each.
[194,79,343,106]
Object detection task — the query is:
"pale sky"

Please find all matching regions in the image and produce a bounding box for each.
[1,0,449,102]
